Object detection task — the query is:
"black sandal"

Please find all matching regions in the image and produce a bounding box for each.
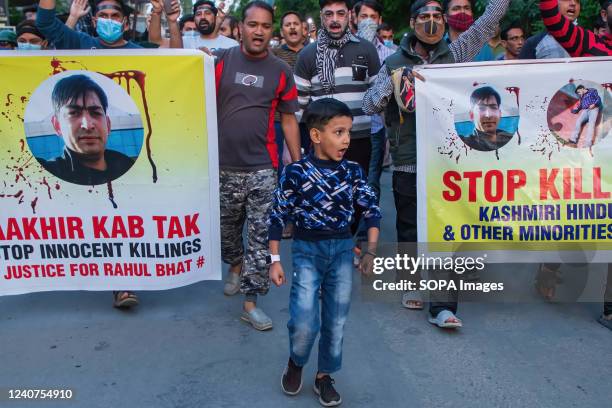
[113,291,139,309]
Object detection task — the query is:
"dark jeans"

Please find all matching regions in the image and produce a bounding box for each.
[367,128,386,202]
[392,171,458,316]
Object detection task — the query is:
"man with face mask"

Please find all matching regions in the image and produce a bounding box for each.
[355,0,394,202]
[539,0,612,57]
[295,0,380,242]
[443,0,495,61]
[182,0,237,51]
[36,0,143,49]
[16,20,48,50]
[363,0,510,329]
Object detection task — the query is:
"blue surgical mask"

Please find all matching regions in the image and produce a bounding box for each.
[96,18,124,43]
[384,39,394,48]
[17,42,42,50]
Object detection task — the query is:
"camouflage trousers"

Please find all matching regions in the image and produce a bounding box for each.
[219,168,277,296]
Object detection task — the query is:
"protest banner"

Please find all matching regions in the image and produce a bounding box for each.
[416,57,612,262]
[0,50,220,295]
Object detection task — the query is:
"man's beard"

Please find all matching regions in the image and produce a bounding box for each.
[325,21,347,39]
[198,20,215,35]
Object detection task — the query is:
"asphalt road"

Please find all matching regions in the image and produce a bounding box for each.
[1,170,610,408]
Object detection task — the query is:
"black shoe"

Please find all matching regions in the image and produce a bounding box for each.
[281,358,302,395]
[313,375,342,406]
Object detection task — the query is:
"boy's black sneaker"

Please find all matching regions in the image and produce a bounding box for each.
[281,358,303,395]
[313,375,342,407]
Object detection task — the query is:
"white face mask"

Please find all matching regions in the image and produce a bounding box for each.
[357,18,378,43]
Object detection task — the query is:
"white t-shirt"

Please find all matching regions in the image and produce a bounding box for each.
[182,34,239,52]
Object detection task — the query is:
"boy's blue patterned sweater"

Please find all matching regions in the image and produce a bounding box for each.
[268,154,381,241]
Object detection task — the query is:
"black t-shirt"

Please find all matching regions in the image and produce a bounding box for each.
[214,46,299,171]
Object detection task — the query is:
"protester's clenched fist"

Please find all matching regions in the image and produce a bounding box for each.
[358,253,375,276]
[269,262,286,287]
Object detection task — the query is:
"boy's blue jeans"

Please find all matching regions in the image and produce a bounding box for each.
[288,238,354,374]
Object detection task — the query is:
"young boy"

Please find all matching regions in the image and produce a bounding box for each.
[268,98,381,407]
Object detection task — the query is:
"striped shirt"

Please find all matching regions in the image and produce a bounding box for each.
[294,36,381,140]
[540,0,612,57]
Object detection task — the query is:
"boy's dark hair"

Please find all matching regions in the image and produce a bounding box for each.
[280,11,304,26]
[242,1,274,21]
[470,86,501,107]
[319,0,351,10]
[52,75,108,114]
[411,0,442,18]
[354,0,383,17]
[94,0,128,16]
[500,21,523,40]
[179,14,194,31]
[377,22,392,32]
[193,0,217,15]
[442,0,474,14]
[575,85,586,94]
[303,98,353,131]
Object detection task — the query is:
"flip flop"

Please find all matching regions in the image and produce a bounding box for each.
[428,309,462,329]
[597,314,612,331]
[113,291,139,309]
[401,291,424,310]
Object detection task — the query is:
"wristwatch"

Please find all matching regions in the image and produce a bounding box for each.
[266,254,281,265]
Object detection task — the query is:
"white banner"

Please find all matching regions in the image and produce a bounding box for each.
[0,50,221,295]
[416,57,612,263]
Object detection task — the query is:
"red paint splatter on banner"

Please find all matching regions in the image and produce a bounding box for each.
[30,197,38,214]
[107,181,118,208]
[41,177,53,199]
[101,70,157,183]
[530,125,560,160]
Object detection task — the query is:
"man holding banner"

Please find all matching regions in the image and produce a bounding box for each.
[363,0,510,328]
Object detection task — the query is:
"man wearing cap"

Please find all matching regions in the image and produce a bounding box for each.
[0,30,17,50]
[16,20,48,50]
[184,0,238,51]
[363,0,510,329]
